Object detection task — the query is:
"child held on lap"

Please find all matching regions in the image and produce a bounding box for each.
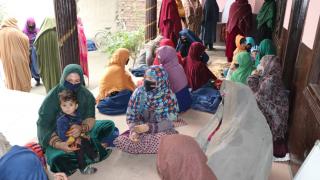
[56,90,98,172]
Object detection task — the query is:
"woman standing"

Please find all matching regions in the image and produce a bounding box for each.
[200,0,219,50]
[182,0,203,36]
[159,0,182,45]
[225,0,252,62]
[0,17,31,92]
[256,0,276,43]
[77,18,89,81]
[23,17,41,86]
[34,17,61,92]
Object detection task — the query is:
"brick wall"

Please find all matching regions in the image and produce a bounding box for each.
[117,0,162,31]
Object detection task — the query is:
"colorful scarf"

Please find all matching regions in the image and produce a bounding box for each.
[126,66,179,125]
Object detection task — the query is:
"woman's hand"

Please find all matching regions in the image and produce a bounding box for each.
[129,131,140,143]
[56,142,79,153]
[133,124,150,134]
[54,173,68,180]
[66,124,82,138]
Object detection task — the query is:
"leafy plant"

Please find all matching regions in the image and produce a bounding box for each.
[102,28,145,59]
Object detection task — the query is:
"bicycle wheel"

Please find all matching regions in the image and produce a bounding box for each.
[94,31,108,50]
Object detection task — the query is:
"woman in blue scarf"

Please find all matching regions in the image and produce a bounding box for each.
[176,28,209,63]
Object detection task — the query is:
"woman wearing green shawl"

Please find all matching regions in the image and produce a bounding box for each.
[256,0,276,43]
[37,64,115,176]
[255,39,276,67]
[34,17,61,93]
[231,52,255,84]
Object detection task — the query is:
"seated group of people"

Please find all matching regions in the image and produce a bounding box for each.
[97,29,222,116]
[0,29,289,180]
[226,35,289,158]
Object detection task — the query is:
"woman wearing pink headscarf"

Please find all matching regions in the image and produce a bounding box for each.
[77,18,89,81]
[157,134,217,180]
[23,17,41,86]
[157,46,191,112]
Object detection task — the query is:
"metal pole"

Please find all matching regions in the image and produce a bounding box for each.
[54,0,80,69]
[145,0,157,42]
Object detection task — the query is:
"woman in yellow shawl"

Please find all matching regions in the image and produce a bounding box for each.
[0,18,31,92]
[96,48,136,115]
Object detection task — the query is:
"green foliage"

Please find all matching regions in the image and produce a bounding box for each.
[102,28,144,58]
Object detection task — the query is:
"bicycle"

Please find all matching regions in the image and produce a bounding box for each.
[93,26,112,50]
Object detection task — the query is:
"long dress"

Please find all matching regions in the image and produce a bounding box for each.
[34,17,61,92]
[77,18,89,80]
[225,0,252,62]
[182,0,203,36]
[0,18,32,92]
[23,17,41,83]
[256,0,276,43]
[159,0,182,45]
[200,0,219,47]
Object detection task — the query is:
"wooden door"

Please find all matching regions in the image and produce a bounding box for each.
[289,17,320,161]
[282,0,309,89]
[273,0,287,60]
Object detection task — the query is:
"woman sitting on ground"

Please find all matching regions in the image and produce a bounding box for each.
[230,51,255,85]
[176,28,209,63]
[0,134,68,180]
[157,134,217,180]
[96,48,136,115]
[225,34,247,80]
[157,46,192,112]
[153,38,183,65]
[37,64,116,176]
[248,55,289,158]
[255,39,276,67]
[114,66,179,154]
[182,42,219,91]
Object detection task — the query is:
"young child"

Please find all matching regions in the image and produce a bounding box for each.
[56,89,98,174]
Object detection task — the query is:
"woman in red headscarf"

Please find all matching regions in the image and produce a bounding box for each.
[153,38,183,65]
[159,0,182,45]
[182,42,219,91]
[225,0,252,62]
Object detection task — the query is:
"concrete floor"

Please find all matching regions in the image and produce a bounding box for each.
[9,46,295,180]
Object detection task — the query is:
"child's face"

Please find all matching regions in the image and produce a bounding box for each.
[60,101,78,115]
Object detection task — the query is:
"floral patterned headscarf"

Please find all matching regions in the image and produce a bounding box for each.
[126,65,179,123]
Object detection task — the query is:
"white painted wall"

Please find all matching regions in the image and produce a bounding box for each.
[77,0,118,39]
[283,0,293,29]
[0,0,117,39]
[301,0,320,49]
